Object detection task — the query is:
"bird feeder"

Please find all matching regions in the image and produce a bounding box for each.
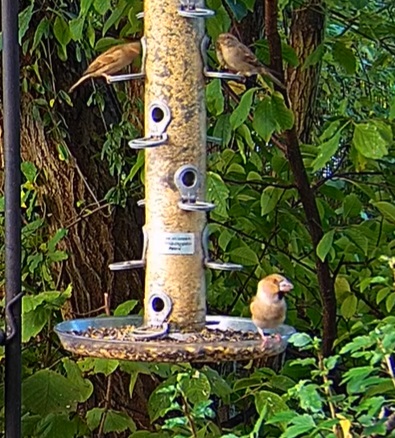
[55,0,295,362]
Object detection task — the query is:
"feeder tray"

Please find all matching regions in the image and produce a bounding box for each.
[55,315,295,363]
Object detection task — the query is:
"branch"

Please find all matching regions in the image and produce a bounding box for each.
[265,0,336,356]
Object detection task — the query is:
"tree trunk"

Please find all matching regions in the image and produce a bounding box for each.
[287,0,325,143]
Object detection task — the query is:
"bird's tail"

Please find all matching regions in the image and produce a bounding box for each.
[68,74,91,93]
[258,67,286,90]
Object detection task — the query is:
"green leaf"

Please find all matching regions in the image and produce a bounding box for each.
[93,359,119,376]
[283,414,316,438]
[19,3,34,45]
[206,79,224,116]
[390,97,395,121]
[179,371,211,405]
[94,0,111,14]
[311,132,341,172]
[53,16,71,47]
[386,292,395,313]
[22,370,80,415]
[80,0,94,15]
[282,43,299,67]
[31,18,50,52]
[103,410,136,434]
[230,88,256,130]
[21,161,37,182]
[342,193,362,219]
[213,114,232,147]
[316,230,335,262]
[62,358,93,403]
[253,97,276,142]
[224,0,248,21]
[207,172,229,217]
[35,413,84,438]
[298,384,323,412]
[303,44,325,69]
[255,390,289,425]
[47,228,67,252]
[260,187,284,216]
[114,300,138,316]
[148,379,178,422]
[228,246,258,266]
[206,0,231,40]
[22,307,49,342]
[332,41,356,74]
[373,201,395,224]
[340,294,358,319]
[103,3,127,35]
[352,122,391,159]
[289,333,313,348]
[201,366,231,400]
[271,93,294,131]
[69,17,85,42]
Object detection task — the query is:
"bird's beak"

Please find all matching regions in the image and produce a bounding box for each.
[279,279,294,292]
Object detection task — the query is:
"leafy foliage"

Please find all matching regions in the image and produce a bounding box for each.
[2,0,395,436]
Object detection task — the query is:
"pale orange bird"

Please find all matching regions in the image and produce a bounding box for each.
[69,41,141,93]
[250,274,293,346]
[216,33,285,89]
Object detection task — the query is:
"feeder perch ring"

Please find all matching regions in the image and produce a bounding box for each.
[129,323,169,340]
[137,199,146,207]
[178,7,215,18]
[178,200,216,212]
[136,12,144,19]
[107,72,145,83]
[109,260,145,270]
[146,291,173,326]
[204,260,244,271]
[203,68,245,81]
[110,226,148,270]
[128,133,168,149]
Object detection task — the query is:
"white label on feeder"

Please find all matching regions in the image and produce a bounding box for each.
[154,232,195,255]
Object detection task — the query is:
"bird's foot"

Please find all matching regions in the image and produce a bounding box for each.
[103,73,112,84]
[259,333,283,348]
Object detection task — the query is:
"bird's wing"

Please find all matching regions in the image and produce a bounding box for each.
[241,46,262,68]
[83,49,119,75]
[215,42,226,68]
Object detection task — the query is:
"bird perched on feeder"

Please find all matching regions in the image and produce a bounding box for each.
[68,41,141,93]
[215,33,285,89]
[250,274,293,346]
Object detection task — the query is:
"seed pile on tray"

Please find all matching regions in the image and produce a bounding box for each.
[58,325,287,362]
[70,326,262,342]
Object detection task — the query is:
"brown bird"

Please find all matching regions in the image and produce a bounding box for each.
[216,33,285,89]
[250,274,293,346]
[68,41,141,93]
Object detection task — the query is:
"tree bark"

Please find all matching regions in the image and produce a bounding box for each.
[287,0,325,143]
[265,0,337,356]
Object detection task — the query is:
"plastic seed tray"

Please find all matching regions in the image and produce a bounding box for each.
[55,315,295,363]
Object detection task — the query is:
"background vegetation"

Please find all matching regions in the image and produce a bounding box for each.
[1,0,395,436]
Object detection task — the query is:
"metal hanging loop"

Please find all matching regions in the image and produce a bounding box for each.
[178,0,215,18]
[3,291,24,344]
[107,37,147,83]
[174,165,216,212]
[202,225,243,271]
[129,100,171,149]
[109,226,148,271]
